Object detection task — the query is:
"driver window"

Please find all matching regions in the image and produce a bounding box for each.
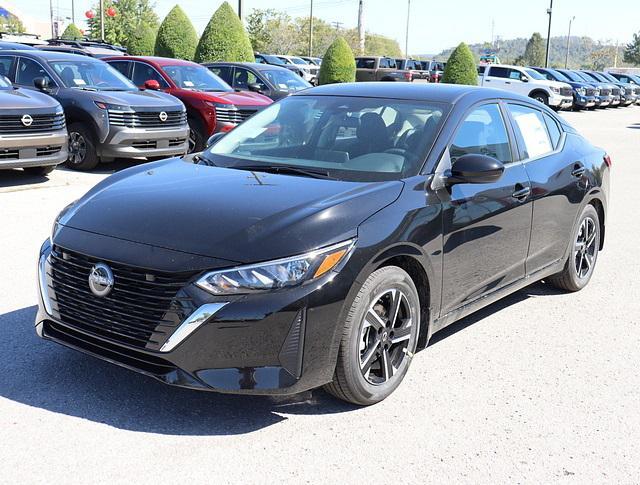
[450,104,512,164]
[16,58,54,87]
[233,68,265,91]
[509,69,523,80]
[132,63,168,88]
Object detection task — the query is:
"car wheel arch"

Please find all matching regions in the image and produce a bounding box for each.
[529,89,549,101]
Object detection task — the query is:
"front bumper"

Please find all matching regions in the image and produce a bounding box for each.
[99,125,189,160]
[35,236,353,395]
[574,94,597,108]
[548,93,573,108]
[0,130,67,169]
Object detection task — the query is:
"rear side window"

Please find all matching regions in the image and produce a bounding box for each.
[543,113,562,149]
[356,58,375,69]
[208,65,232,83]
[450,103,512,164]
[507,104,554,159]
[132,62,168,88]
[487,66,509,78]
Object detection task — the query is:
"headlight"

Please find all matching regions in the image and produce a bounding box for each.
[94,101,132,111]
[577,87,586,95]
[595,89,600,95]
[51,200,77,240]
[205,101,236,110]
[550,86,560,94]
[196,239,355,295]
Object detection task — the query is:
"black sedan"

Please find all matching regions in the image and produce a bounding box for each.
[204,61,311,101]
[36,83,610,405]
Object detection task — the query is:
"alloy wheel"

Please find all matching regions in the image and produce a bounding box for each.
[359,288,414,385]
[68,132,87,165]
[574,216,597,279]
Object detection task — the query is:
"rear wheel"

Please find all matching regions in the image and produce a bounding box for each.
[324,266,420,405]
[548,204,600,292]
[23,165,55,176]
[66,123,99,171]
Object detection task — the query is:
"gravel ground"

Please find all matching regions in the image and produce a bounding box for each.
[0,105,638,484]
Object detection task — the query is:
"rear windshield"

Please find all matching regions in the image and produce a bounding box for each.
[49,59,136,90]
[205,95,448,182]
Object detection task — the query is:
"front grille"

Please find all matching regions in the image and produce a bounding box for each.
[48,246,197,350]
[560,87,572,96]
[214,106,258,124]
[0,148,19,159]
[611,88,620,96]
[0,112,65,134]
[108,110,187,128]
[168,137,186,147]
[36,145,62,157]
[600,88,611,96]
[586,88,596,96]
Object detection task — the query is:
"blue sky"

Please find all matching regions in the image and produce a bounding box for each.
[21,0,640,54]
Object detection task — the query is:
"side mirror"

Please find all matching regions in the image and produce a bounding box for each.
[206,132,226,148]
[448,154,504,185]
[33,77,49,91]
[520,75,529,82]
[247,82,263,93]
[144,79,160,90]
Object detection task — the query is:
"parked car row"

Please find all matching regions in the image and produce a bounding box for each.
[355,56,444,83]
[254,52,320,85]
[477,63,640,111]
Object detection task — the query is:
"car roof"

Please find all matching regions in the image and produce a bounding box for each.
[104,55,197,67]
[0,49,103,62]
[296,82,528,104]
[204,61,294,72]
[0,41,37,50]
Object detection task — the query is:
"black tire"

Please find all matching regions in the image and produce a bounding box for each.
[548,204,600,292]
[188,117,206,153]
[66,123,99,171]
[324,266,421,405]
[530,91,549,106]
[23,165,55,176]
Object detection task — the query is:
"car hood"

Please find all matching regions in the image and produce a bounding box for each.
[543,80,572,90]
[89,89,184,110]
[0,87,61,111]
[200,90,272,106]
[58,158,404,263]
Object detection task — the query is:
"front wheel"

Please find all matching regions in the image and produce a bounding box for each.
[66,123,99,171]
[324,266,421,405]
[187,117,205,153]
[531,92,549,106]
[548,204,600,292]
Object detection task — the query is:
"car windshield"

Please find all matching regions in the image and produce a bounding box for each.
[559,70,581,82]
[290,57,308,65]
[579,71,601,82]
[599,72,617,82]
[263,69,310,92]
[163,64,231,91]
[49,59,136,90]
[547,68,570,82]
[261,54,286,65]
[571,71,594,83]
[204,95,448,182]
[525,68,546,80]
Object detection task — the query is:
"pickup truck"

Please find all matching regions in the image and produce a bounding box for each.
[479,64,573,109]
[355,57,411,82]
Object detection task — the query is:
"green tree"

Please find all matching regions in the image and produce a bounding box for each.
[515,32,545,66]
[0,14,25,33]
[318,37,356,85]
[623,32,640,65]
[195,1,254,62]
[442,42,477,85]
[154,5,198,60]
[128,24,156,55]
[61,23,83,40]
[87,0,158,52]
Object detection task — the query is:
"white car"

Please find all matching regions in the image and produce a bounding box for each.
[479,64,573,109]
[277,55,318,84]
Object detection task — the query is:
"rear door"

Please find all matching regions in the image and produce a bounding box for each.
[505,102,586,274]
[439,102,533,314]
[483,66,511,89]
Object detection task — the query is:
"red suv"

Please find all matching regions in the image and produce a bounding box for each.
[105,56,272,152]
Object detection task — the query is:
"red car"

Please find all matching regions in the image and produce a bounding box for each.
[105,56,272,152]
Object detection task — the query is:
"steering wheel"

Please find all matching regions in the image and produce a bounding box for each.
[395,128,417,151]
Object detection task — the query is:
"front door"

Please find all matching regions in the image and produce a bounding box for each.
[439,102,533,314]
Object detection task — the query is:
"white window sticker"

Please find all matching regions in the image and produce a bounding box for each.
[73,78,86,86]
[513,112,552,158]
[183,80,194,87]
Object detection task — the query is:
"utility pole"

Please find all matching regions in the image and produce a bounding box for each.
[50,0,55,38]
[99,0,105,39]
[491,18,495,48]
[614,40,619,68]
[404,0,410,57]
[357,0,365,55]
[238,0,242,20]
[544,0,553,67]
[332,21,343,31]
[308,0,313,56]
[71,0,75,25]
[564,16,574,68]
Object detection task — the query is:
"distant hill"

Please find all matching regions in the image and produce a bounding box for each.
[419,36,630,70]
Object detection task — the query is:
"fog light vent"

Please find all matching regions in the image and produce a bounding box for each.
[278,309,306,379]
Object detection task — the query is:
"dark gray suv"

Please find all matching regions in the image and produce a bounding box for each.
[0,74,67,175]
[0,51,189,170]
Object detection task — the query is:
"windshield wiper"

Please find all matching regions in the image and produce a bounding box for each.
[195,153,218,166]
[232,164,334,179]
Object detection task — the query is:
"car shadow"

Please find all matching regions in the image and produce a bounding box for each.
[1,282,561,435]
[0,306,357,436]
[0,169,52,189]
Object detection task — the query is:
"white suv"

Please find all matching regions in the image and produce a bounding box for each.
[480,64,573,109]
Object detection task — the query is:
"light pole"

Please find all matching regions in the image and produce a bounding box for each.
[564,16,575,68]
[308,0,313,57]
[544,0,553,67]
[99,0,104,40]
[404,0,410,57]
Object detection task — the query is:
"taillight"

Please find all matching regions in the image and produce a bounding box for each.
[604,154,612,168]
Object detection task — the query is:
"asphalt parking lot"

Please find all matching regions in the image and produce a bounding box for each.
[1,106,639,484]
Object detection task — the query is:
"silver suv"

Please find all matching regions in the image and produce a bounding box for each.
[0,74,67,175]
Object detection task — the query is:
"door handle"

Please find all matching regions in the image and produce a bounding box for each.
[485,79,491,82]
[512,185,531,201]
[505,81,511,84]
[571,163,586,178]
